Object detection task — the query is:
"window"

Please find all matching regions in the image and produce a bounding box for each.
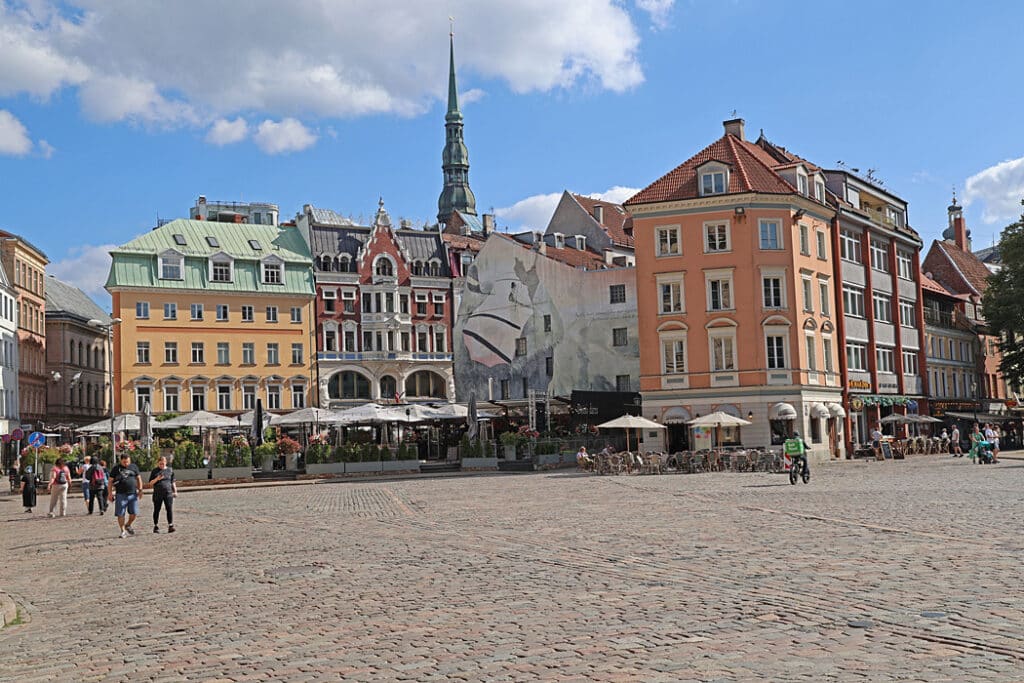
[840,230,861,263]
[759,220,782,250]
[324,329,338,352]
[763,277,783,309]
[710,334,736,372]
[205,236,219,248]
[241,305,254,322]
[191,387,206,411]
[514,337,527,356]
[136,386,151,412]
[700,171,726,195]
[262,261,282,284]
[211,259,232,282]
[266,385,281,410]
[543,314,551,333]
[616,375,631,392]
[766,335,786,369]
[375,258,393,277]
[902,350,919,375]
[873,293,892,323]
[500,379,510,400]
[815,180,825,203]
[823,337,834,373]
[173,233,187,246]
[242,386,256,411]
[797,173,809,196]
[291,343,303,365]
[816,231,827,259]
[609,284,626,304]
[323,290,337,313]
[870,240,889,272]
[216,304,229,321]
[876,347,894,373]
[291,385,306,409]
[899,300,915,327]
[433,299,443,316]
[843,286,865,317]
[399,294,409,314]
[662,337,686,374]
[405,371,447,399]
[799,225,810,255]
[819,281,830,316]
[545,356,553,376]
[159,255,183,280]
[267,343,280,365]
[434,330,446,353]
[290,306,302,323]
[347,329,359,352]
[612,328,628,347]
[705,222,730,253]
[136,341,150,364]
[242,343,255,365]
[661,278,684,313]
[217,342,230,365]
[846,342,868,371]
[266,306,278,323]
[365,331,375,351]
[806,335,817,371]
[191,342,204,364]
[136,301,150,319]
[164,386,179,413]
[217,386,232,411]
[897,251,913,280]
[656,227,681,256]
[707,275,733,311]
[802,278,813,312]
[164,342,178,364]
[190,303,204,321]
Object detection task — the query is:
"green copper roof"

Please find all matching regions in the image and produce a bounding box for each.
[105,219,314,295]
[446,35,461,122]
[438,35,476,223]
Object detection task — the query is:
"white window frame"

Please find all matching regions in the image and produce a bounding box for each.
[709,327,737,372]
[840,230,861,264]
[241,305,254,322]
[163,302,177,320]
[704,221,730,253]
[163,385,179,413]
[705,268,734,312]
[136,341,150,364]
[217,385,232,411]
[164,341,178,364]
[267,343,280,365]
[846,342,868,371]
[797,171,809,196]
[190,342,204,364]
[656,225,681,257]
[802,276,814,313]
[291,384,306,409]
[876,346,895,373]
[261,258,284,285]
[873,292,892,323]
[266,306,278,323]
[759,219,783,250]
[216,342,230,365]
[216,304,229,322]
[843,285,865,318]
[818,279,830,316]
[799,224,810,255]
[135,386,152,412]
[805,333,817,372]
[266,385,281,410]
[823,336,835,374]
[208,255,234,283]
[870,239,889,272]
[190,303,204,321]
[902,350,919,375]
[241,342,255,365]
[136,301,149,319]
[290,307,302,324]
[816,231,827,259]
[765,332,787,370]
[656,272,685,314]
[761,268,786,309]
[659,330,687,375]
[158,251,184,280]
[700,170,727,196]
[291,343,303,365]
[896,250,914,280]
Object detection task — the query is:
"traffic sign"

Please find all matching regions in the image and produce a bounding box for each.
[11,428,23,441]
[28,432,45,448]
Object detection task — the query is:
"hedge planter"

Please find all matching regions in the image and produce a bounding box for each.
[213,467,252,480]
[382,460,419,473]
[503,445,517,460]
[174,468,210,481]
[306,462,346,475]
[460,457,499,470]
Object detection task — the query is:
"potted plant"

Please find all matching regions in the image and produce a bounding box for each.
[255,442,277,471]
[499,430,519,459]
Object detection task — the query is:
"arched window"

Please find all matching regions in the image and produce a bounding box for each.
[339,256,350,273]
[69,340,75,364]
[375,258,393,277]
[380,376,397,400]
[94,348,101,369]
[328,371,371,400]
[405,371,447,399]
[78,341,84,366]
[412,261,423,276]
[429,261,440,277]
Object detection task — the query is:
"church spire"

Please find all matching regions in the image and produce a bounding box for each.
[437,30,476,225]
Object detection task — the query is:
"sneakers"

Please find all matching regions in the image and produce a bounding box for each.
[47,512,54,518]
[168,525,176,534]
[125,525,135,536]
[119,529,128,539]
[153,525,160,533]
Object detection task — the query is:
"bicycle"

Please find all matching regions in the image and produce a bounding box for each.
[788,453,810,485]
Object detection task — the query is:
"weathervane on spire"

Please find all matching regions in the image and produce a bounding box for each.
[449,15,454,37]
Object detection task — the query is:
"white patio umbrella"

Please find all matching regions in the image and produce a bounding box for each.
[159,410,239,468]
[78,414,141,434]
[274,406,345,427]
[238,410,282,427]
[687,411,752,449]
[597,414,665,452]
[139,402,154,450]
[335,403,397,425]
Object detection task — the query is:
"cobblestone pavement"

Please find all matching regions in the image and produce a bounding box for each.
[2,456,1024,682]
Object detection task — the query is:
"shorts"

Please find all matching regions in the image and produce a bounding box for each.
[114,493,139,517]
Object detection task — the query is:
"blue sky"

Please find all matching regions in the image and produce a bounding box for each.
[1,0,1022,306]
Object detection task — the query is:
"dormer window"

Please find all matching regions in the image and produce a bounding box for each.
[262,259,283,284]
[814,179,825,202]
[574,235,586,250]
[699,168,727,196]
[209,254,233,283]
[554,233,565,249]
[159,251,184,280]
[375,258,394,277]
[797,172,809,196]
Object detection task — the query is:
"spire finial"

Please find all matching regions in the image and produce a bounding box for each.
[378,196,384,210]
[449,15,454,37]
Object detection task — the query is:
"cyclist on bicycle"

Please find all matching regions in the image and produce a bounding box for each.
[785,431,811,484]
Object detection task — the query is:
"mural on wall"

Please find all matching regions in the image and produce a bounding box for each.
[454,235,638,401]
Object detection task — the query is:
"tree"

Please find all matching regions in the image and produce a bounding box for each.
[982,208,1024,390]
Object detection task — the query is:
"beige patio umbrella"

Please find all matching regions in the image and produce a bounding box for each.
[597,415,665,452]
[687,411,752,449]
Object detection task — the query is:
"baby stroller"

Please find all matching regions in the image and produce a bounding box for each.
[976,440,996,464]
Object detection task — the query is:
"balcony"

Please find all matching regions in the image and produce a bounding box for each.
[318,351,452,363]
[924,308,973,331]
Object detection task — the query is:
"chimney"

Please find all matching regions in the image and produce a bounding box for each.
[948,199,970,251]
[723,118,745,140]
[593,204,603,223]
[482,213,495,235]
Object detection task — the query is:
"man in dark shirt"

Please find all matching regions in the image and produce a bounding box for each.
[107,453,143,538]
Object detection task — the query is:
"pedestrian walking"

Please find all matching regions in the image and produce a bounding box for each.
[951,425,962,457]
[20,466,36,513]
[78,456,92,511]
[107,453,143,538]
[147,455,177,534]
[47,458,72,517]
[87,459,108,515]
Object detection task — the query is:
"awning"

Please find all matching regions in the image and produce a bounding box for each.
[944,411,1017,422]
[827,402,846,418]
[810,403,830,419]
[662,406,692,424]
[769,402,798,420]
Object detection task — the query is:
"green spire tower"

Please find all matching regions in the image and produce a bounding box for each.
[437,33,477,225]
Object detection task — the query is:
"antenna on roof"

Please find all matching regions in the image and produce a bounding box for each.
[730,109,738,118]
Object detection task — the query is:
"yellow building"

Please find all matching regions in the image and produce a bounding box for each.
[105,220,315,416]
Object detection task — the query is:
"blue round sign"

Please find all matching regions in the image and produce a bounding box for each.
[28,431,45,448]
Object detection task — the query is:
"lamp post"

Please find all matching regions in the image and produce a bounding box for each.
[88,317,122,462]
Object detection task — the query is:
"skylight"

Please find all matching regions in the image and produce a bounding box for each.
[248,239,263,251]
[206,236,220,248]
[173,234,187,246]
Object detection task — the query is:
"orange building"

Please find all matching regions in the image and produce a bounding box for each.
[625,119,844,461]
[0,230,49,427]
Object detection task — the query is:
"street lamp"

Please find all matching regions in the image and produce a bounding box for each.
[88,317,122,462]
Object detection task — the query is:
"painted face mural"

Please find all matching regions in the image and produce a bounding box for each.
[462,268,537,367]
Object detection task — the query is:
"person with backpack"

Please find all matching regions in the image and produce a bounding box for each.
[107,453,143,538]
[47,457,72,517]
[78,456,93,511]
[87,459,108,515]
[147,455,178,534]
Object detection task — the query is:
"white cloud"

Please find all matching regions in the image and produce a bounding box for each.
[634,0,675,29]
[38,139,56,159]
[460,88,486,106]
[0,110,33,156]
[206,117,249,146]
[47,243,116,306]
[963,156,1024,224]
[253,118,318,155]
[0,1,649,129]
[496,185,641,231]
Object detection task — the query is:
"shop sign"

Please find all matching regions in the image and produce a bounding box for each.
[848,379,872,390]
[850,397,864,411]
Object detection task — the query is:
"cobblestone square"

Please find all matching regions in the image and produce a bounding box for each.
[2,457,1023,681]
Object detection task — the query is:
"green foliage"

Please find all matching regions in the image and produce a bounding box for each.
[305,443,333,464]
[173,441,203,469]
[498,431,520,446]
[276,435,301,455]
[254,442,277,458]
[984,213,1024,390]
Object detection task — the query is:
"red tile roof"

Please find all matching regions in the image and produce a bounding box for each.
[544,244,607,269]
[625,134,797,205]
[933,241,993,296]
[569,193,634,248]
[920,272,953,296]
[442,233,486,252]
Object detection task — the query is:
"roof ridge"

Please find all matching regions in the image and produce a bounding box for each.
[935,242,981,296]
[724,135,752,190]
